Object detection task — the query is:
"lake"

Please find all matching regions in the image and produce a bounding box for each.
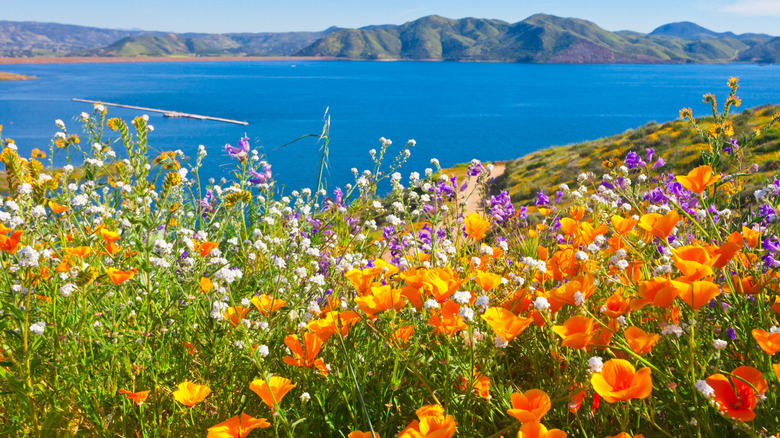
[1,61,779,192]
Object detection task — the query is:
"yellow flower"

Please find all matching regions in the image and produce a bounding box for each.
[172,381,211,407]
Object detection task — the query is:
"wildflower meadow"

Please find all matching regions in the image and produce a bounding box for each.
[1,78,780,437]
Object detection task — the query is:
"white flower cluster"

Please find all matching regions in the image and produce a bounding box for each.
[587,356,603,373]
[695,380,715,399]
[18,246,40,267]
[661,324,683,338]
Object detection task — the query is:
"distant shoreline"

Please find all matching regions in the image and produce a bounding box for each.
[0,56,340,65]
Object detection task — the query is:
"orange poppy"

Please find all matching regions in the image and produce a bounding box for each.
[550,274,594,306]
[637,210,678,241]
[207,413,270,438]
[569,206,586,221]
[105,241,121,255]
[516,422,568,438]
[195,241,219,257]
[675,165,720,194]
[391,325,415,345]
[354,285,406,319]
[397,404,457,438]
[590,359,652,403]
[458,368,490,399]
[730,275,761,295]
[0,230,23,254]
[199,277,214,293]
[507,389,551,423]
[606,434,645,438]
[611,215,637,235]
[474,270,503,291]
[559,217,578,237]
[249,376,296,411]
[223,306,251,327]
[348,432,380,438]
[552,316,597,349]
[422,268,465,303]
[481,307,533,343]
[773,363,780,382]
[678,280,720,310]
[631,276,688,309]
[118,389,151,405]
[172,381,211,407]
[751,329,780,355]
[100,229,121,243]
[742,227,759,249]
[706,365,768,421]
[428,300,467,336]
[672,246,715,281]
[464,212,490,240]
[64,246,92,258]
[48,200,69,214]
[712,232,743,269]
[250,294,285,315]
[602,292,630,319]
[283,333,328,375]
[344,266,383,296]
[623,327,659,355]
[105,267,135,285]
[307,311,361,342]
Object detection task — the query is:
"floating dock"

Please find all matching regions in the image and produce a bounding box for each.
[72,98,249,126]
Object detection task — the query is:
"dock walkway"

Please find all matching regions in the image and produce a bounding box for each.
[72,98,249,126]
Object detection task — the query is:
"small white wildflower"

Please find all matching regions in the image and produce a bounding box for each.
[257,345,269,358]
[424,299,440,310]
[695,380,715,398]
[661,324,683,338]
[533,297,550,312]
[459,306,474,322]
[588,356,603,373]
[300,392,311,403]
[30,321,46,336]
[453,291,472,305]
[712,339,728,350]
[574,291,585,306]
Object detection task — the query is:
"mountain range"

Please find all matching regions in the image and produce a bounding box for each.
[1,15,778,63]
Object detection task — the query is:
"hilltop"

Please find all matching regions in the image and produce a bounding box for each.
[0,15,777,63]
[497,105,780,204]
[296,14,776,63]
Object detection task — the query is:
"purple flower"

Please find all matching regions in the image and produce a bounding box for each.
[535,190,550,206]
[725,327,737,341]
[652,158,665,169]
[625,151,645,170]
[646,148,654,162]
[249,163,272,185]
[224,136,251,161]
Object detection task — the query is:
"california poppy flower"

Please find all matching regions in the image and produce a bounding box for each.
[250,294,285,315]
[672,246,715,281]
[678,280,720,310]
[481,307,533,343]
[637,210,678,241]
[100,228,121,243]
[428,300,467,336]
[474,270,503,291]
[773,363,780,383]
[249,376,296,411]
[550,274,594,306]
[200,277,214,293]
[516,422,567,438]
[558,217,578,237]
[223,306,251,327]
[105,267,135,285]
[464,212,490,240]
[590,359,652,403]
[676,165,720,194]
[552,316,597,349]
[172,381,211,407]
[118,389,151,405]
[605,434,645,438]
[458,368,490,399]
[392,325,415,345]
[207,413,270,438]
[623,327,659,355]
[706,365,768,421]
[348,432,380,438]
[354,285,406,319]
[751,329,780,355]
[507,389,551,423]
[611,215,637,235]
[631,276,688,310]
[307,311,361,341]
[64,246,92,258]
[730,275,761,295]
[397,404,457,438]
[48,200,69,214]
[344,266,383,296]
[0,230,23,254]
[422,268,465,303]
[712,232,743,269]
[283,333,328,375]
[742,226,759,249]
[602,292,630,319]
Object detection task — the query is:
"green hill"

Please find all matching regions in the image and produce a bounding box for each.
[296,14,770,63]
[738,37,780,63]
[498,105,780,205]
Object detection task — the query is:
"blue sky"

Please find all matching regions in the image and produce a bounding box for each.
[2,0,779,35]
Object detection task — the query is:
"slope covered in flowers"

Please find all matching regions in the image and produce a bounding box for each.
[0,78,779,437]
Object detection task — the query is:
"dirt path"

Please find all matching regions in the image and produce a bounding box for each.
[461,163,506,214]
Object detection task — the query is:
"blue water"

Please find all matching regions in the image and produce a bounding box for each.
[1,61,779,192]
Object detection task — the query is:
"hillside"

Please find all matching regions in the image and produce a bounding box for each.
[296,14,773,63]
[0,21,336,58]
[738,37,780,63]
[498,105,780,205]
